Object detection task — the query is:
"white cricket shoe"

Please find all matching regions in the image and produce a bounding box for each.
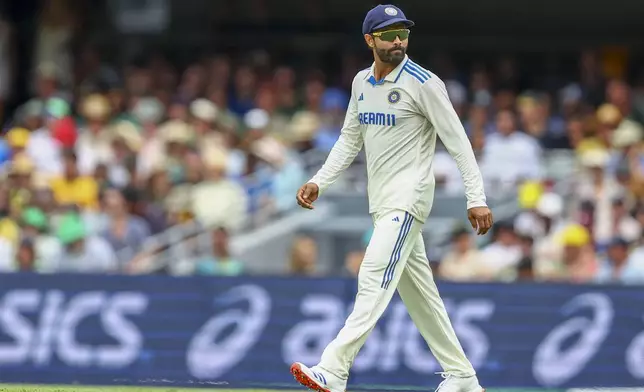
[435,373,485,392]
[290,362,346,392]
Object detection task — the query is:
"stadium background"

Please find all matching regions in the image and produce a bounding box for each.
[0,0,644,390]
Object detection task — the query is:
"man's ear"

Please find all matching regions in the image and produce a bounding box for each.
[364,34,374,48]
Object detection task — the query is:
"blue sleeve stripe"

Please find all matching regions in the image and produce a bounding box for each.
[403,65,428,83]
[407,61,432,79]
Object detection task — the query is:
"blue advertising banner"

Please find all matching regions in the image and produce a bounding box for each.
[0,273,642,389]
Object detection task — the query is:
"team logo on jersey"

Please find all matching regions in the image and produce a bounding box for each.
[387,90,401,104]
[384,7,398,16]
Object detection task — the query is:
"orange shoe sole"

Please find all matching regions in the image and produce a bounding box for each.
[290,363,332,392]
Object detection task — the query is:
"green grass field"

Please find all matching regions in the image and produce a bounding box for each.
[0,386,565,392]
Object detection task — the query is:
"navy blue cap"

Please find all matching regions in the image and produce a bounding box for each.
[362,4,415,35]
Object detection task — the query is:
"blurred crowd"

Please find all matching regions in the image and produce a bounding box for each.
[1,1,644,279]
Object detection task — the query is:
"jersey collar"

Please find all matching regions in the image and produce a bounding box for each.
[365,55,409,86]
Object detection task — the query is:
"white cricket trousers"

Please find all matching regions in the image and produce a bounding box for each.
[318,209,475,380]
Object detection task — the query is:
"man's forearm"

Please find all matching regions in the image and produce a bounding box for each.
[309,132,363,194]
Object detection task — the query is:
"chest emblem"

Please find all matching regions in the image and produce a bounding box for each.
[387,90,401,104]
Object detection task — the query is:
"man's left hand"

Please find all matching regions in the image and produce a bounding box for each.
[468,206,494,235]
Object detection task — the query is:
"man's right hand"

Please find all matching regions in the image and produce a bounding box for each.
[296,183,319,210]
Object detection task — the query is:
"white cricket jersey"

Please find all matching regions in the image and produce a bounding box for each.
[309,55,486,222]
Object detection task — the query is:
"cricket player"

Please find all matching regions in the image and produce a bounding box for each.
[290,4,493,392]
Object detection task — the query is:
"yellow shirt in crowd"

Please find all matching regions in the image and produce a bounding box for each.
[50,176,99,210]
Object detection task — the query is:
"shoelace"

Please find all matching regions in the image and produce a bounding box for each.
[435,372,453,392]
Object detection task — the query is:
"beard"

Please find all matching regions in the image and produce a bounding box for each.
[375,45,406,65]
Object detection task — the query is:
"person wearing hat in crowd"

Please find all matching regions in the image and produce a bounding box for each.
[7,153,38,219]
[576,103,622,155]
[137,115,181,180]
[50,111,78,150]
[595,237,644,284]
[132,96,165,131]
[162,150,204,225]
[438,225,491,282]
[5,127,30,156]
[190,98,219,137]
[19,206,61,271]
[575,148,624,244]
[190,149,248,231]
[529,192,574,281]
[24,97,70,177]
[513,181,545,237]
[15,99,45,132]
[48,212,117,273]
[76,93,115,176]
[557,223,598,283]
[106,120,143,188]
[190,98,232,163]
[131,95,166,180]
[160,119,194,184]
[255,82,291,141]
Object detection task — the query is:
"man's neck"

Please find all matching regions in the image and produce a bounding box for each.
[373,58,397,81]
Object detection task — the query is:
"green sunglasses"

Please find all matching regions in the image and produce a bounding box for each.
[371,28,410,42]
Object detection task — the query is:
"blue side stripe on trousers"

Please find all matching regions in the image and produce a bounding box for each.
[381,212,413,289]
[384,214,414,289]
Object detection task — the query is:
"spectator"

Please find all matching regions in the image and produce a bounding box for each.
[191,149,248,231]
[289,235,318,276]
[47,213,117,273]
[575,148,623,246]
[50,149,99,210]
[516,92,566,148]
[97,188,151,268]
[19,207,61,270]
[312,89,348,152]
[559,223,599,283]
[15,99,45,132]
[480,221,523,281]
[195,227,244,276]
[480,110,542,192]
[15,238,38,272]
[25,97,68,176]
[439,226,491,282]
[7,153,36,217]
[76,94,115,176]
[528,193,571,280]
[595,238,644,285]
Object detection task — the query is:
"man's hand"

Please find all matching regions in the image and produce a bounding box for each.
[296,183,319,210]
[468,206,493,235]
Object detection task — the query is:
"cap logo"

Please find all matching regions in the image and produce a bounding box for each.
[384,7,398,16]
